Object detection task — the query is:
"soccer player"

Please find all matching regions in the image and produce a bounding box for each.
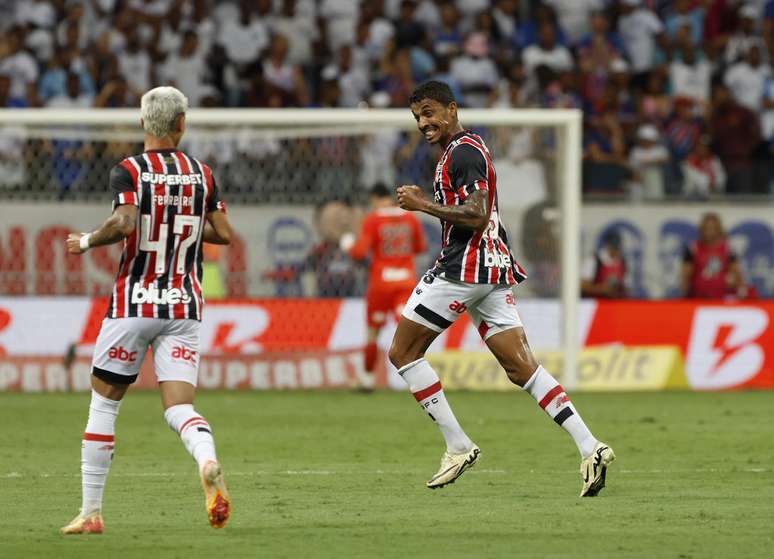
[341,183,427,389]
[391,81,615,496]
[61,86,233,534]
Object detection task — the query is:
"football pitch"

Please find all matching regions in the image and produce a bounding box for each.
[2,390,773,559]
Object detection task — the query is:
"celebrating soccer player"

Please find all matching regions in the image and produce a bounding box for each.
[390,81,615,495]
[61,86,233,534]
[341,183,427,389]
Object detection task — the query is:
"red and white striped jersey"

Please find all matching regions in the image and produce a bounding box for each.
[107,149,226,321]
[429,130,527,285]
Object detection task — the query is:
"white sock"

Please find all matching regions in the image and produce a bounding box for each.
[398,358,473,454]
[81,390,121,515]
[164,404,217,471]
[524,366,598,457]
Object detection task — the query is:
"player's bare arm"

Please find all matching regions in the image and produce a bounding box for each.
[203,210,233,245]
[396,185,488,231]
[66,204,137,254]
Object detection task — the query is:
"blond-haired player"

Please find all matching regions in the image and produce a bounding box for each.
[61,86,233,533]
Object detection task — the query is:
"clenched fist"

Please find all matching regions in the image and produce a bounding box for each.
[396,185,429,212]
[66,233,88,254]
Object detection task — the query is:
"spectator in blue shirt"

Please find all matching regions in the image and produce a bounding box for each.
[0,73,27,107]
[516,3,568,49]
[665,0,705,46]
[432,2,463,58]
[38,52,95,103]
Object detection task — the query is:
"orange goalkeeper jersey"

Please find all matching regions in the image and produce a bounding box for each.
[349,207,427,291]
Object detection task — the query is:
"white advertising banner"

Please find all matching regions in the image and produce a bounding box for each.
[582,204,774,299]
[2,202,772,300]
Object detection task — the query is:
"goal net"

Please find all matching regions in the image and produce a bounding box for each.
[0,108,582,388]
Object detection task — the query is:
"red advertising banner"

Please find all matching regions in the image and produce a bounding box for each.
[1,297,773,391]
[587,301,774,389]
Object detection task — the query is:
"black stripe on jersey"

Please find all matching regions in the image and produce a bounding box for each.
[126,156,151,318]
[109,252,125,317]
[477,244,487,284]
[414,304,453,330]
[108,160,134,318]
[186,156,205,319]
[499,229,511,285]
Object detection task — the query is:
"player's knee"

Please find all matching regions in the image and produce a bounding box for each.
[388,340,422,370]
[387,342,404,368]
[488,329,538,387]
[500,347,539,387]
[505,350,539,386]
[504,364,534,387]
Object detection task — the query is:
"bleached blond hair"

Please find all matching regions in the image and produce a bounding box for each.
[140,86,188,138]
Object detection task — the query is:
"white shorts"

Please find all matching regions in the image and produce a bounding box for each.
[92,317,200,386]
[402,274,523,340]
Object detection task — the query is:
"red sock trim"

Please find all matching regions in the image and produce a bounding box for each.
[83,432,114,442]
[180,416,206,432]
[539,385,566,410]
[413,381,443,402]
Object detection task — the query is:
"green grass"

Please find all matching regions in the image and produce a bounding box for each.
[1,390,773,558]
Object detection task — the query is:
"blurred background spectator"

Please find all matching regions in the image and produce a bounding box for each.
[682,134,727,199]
[451,32,500,108]
[628,123,669,200]
[583,109,628,194]
[581,230,628,298]
[710,82,763,194]
[681,212,750,299]
[617,0,666,87]
[0,0,770,202]
[264,199,366,297]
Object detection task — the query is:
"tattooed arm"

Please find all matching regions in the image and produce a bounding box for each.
[66,205,137,254]
[396,186,488,231]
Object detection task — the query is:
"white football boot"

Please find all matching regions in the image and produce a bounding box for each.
[60,510,104,535]
[201,460,231,528]
[426,445,481,489]
[579,442,615,497]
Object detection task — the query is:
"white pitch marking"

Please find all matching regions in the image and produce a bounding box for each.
[1,468,770,479]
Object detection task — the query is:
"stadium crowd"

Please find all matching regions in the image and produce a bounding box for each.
[0,0,773,200]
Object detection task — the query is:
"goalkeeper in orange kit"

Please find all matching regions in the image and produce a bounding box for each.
[341,184,427,389]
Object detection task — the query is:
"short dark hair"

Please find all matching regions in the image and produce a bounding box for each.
[409,80,455,106]
[602,231,621,249]
[370,183,392,198]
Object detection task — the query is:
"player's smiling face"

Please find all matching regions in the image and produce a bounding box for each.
[411,98,457,145]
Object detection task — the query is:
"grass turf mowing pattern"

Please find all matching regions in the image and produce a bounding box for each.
[1,391,773,558]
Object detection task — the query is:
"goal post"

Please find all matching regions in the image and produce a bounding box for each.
[556,111,583,391]
[0,107,583,388]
